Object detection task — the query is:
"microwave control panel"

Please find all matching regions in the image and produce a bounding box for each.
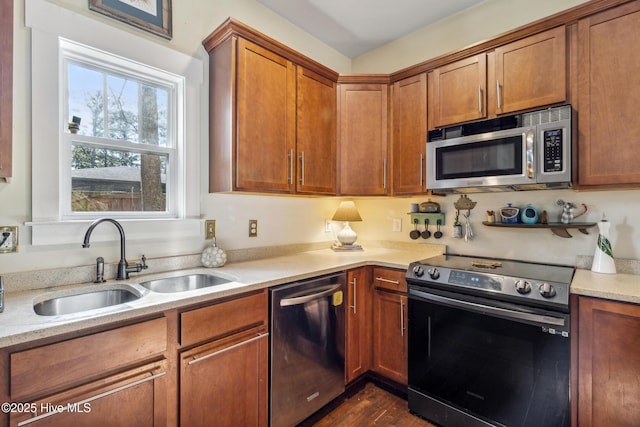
[543,129,563,172]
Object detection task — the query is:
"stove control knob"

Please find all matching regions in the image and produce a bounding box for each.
[539,282,557,298]
[515,280,531,294]
[412,265,425,277]
[427,268,440,280]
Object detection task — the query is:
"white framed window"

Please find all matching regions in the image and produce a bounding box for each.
[26,0,203,245]
[61,39,182,219]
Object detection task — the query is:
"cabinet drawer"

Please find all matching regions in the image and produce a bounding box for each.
[10,359,167,427]
[373,268,407,292]
[180,289,268,347]
[10,317,167,400]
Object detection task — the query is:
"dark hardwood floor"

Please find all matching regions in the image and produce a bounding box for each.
[312,383,436,427]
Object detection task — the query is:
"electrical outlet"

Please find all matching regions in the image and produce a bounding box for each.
[325,220,332,233]
[393,218,402,232]
[0,226,18,253]
[205,220,216,239]
[249,219,258,237]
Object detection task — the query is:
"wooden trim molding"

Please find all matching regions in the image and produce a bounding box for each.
[203,1,636,89]
[390,0,635,82]
[202,17,339,82]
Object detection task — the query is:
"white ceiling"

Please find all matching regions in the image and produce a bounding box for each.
[257,0,485,58]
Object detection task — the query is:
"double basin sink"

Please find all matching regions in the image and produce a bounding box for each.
[33,274,232,316]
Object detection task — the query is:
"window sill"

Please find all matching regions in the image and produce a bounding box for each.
[26,218,203,246]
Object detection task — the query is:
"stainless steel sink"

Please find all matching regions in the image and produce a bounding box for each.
[140,274,231,293]
[34,286,143,316]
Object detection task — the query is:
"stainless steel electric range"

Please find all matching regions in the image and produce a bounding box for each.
[406,253,575,427]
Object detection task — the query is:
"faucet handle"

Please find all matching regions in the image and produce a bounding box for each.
[140,255,148,270]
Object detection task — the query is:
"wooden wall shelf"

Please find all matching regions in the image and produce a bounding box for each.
[482,222,597,238]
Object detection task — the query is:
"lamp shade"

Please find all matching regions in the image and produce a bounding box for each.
[331,201,362,222]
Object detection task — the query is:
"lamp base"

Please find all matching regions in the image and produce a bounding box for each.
[336,222,358,246]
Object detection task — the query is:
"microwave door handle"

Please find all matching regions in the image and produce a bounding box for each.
[526,129,535,179]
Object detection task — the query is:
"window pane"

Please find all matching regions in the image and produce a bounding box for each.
[68,63,105,137]
[71,144,167,213]
[67,62,169,147]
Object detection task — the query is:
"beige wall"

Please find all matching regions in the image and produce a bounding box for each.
[352,0,590,73]
[1,0,638,275]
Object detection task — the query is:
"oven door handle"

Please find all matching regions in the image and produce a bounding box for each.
[409,288,566,327]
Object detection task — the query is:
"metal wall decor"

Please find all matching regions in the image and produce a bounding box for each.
[89,0,172,39]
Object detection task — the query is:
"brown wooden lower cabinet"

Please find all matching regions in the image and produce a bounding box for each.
[180,326,268,427]
[345,267,372,383]
[577,296,640,427]
[372,288,408,385]
[7,317,169,427]
[10,360,168,427]
[178,289,269,427]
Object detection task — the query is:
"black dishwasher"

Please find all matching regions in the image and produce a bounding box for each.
[270,272,346,427]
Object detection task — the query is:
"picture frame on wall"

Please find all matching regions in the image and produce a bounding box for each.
[89,0,172,40]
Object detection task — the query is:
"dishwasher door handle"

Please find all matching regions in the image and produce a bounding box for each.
[280,283,342,307]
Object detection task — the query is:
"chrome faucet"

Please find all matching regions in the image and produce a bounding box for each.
[82,218,147,280]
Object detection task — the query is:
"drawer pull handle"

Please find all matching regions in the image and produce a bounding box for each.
[188,333,269,365]
[375,277,400,285]
[18,371,166,426]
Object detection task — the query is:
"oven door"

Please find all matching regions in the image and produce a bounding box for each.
[426,126,535,191]
[408,285,570,427]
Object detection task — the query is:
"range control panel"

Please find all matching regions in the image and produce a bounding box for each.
[407,262,570,310]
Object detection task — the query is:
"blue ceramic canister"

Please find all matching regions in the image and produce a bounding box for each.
[520,204,539,224]
[500,203,520,224]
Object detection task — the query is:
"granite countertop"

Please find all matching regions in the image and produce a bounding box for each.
[0,245,443,348]
[571,269,640,304]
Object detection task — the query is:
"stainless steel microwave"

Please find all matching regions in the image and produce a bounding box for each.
[426,105,572,193]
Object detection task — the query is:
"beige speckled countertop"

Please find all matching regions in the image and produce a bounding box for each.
[571,269,640,304]
[0,245,443,348]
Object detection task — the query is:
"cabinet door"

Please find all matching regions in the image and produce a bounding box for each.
[577,297,640,426]
[494,26,566,115]
[338,83,389,195]
[10,360,167,427]
[345,267,372,383]
[236,38,296,193]
[372,290,408,385]
[577,3,640,188]
[391,73,427,195]
[432,54,487,127]
[180,327,269,427]
[296,67,337,195]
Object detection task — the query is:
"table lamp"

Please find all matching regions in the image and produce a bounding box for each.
[331,201,362,246]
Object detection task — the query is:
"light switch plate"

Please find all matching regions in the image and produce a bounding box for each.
[0,226,18,253]
[205,220,216,239]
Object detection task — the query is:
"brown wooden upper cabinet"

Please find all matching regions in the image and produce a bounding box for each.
[391,73,427,195]
[576,2,640,188]
[338,82,389,195]
[431,54,487,128]
[296,68,337,195]
[430,26,566,128]
[0,0,13,182]
[493,26,566,115]
[204,19,338,195]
